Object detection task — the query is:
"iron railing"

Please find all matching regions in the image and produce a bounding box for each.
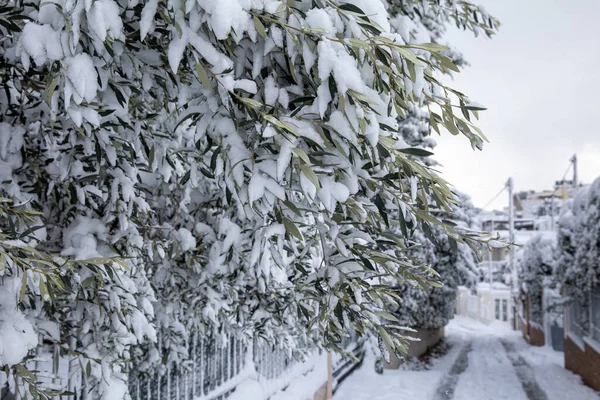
[567,298,587,340]
[0,332,364,400]
[128,333,364,400]
[129,333,246,400]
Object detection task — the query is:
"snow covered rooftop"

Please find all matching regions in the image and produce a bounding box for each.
[490,229,556,246]
[476,282,510,292]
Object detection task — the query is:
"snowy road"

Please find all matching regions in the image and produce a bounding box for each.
[333,317,598,400]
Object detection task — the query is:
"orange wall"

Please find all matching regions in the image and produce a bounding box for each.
[565,336,600,391]
[528,325,545,347]
[521,296,544,347]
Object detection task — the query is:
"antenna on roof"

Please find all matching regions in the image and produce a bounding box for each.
[571,154,578,187]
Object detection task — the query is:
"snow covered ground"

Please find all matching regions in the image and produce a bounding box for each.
[332,316,599,400]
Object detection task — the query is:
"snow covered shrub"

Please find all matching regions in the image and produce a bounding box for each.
[0,201,45,395]
[0,0,498,397]
[517,233,556,326]
[554,184,594,333]
[556,195,583,298]
[391,193,479,331]
[556,178,600,303]
[391,39,479,332]
[0,199,139,397]
[578,178,600,285]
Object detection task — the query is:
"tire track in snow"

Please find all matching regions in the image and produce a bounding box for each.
[432,342,472,400]
[500,339,549,400]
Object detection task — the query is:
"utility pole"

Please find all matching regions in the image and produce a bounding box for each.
[507,177,516,329]
[488,219,494,285]
[550,185,555,231]
[571,154,578,187]
[507,177,514,249]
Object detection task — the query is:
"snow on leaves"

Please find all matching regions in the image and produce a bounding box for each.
[556,178,600,300]
[517,233,557,325]
[391,193,480,330]
[0,0,498,398]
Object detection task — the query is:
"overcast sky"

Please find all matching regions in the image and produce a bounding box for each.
[433,0,600,211]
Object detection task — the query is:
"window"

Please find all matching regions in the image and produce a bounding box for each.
[502,299,508,322]
[495,299,500,320]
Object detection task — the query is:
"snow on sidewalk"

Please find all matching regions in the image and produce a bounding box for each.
[506,336,598,400]
[452,335,526,400]
[332,330,466,399]
[331,316,599,400]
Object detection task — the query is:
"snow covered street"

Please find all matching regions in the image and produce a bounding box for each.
[333,317,598,400]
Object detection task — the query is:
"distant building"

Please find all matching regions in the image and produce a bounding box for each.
[481,217,535,232]
[512,180,581,230]
[456,283,512,325]
[476,204,559,335]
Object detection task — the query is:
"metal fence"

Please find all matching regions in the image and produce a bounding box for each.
[127,332,364,400]
[542,288,564,351]
[566,298,587,340]
[129,333,247,400]
[332,333,365,388]
[0,332,364,400]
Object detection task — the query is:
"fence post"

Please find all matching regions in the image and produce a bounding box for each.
[326,352,333,400]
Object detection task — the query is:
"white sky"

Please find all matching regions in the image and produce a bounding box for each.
[433,0,600,210]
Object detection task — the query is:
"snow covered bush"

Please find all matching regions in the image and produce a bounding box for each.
[517,233,556,326]
[576,179,600,286]
[556,178,600,305]
[0,0,498,397]
[555,194,584,300]
[554,182,598,335]
[0,199,138,397]
[390,29,479,331]
[391,192,479,331]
